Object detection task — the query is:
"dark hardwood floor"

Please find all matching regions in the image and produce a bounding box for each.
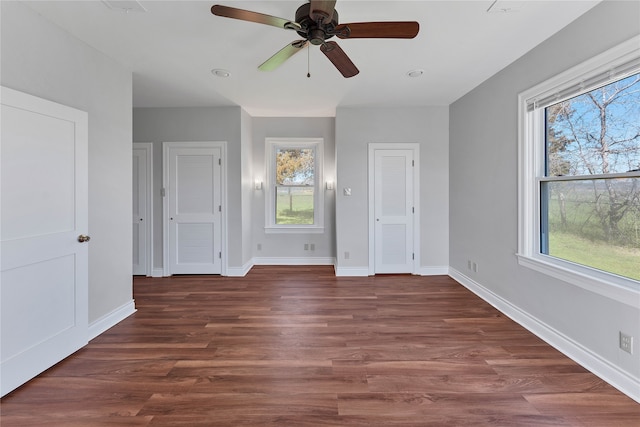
[1,266,638,426]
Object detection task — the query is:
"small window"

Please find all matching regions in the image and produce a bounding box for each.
[265,138,324,233]
[518,36,640,300]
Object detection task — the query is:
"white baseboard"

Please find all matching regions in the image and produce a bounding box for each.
[253,257,335,266]
[334,265,449,277]
[334,266,370,276]
[152,259,336,277]
[88,300,136,340]
[419,265,449,276]
[226,260,253,277]
[449,268,640,404]
[152,263,448,277]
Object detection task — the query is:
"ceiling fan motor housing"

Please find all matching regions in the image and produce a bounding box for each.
[295,3,339,45]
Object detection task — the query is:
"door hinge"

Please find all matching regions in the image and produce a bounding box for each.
[219,252,222,259]
[219,205,222,212]
[412,160,414,167]
[412,206,414,214]
[412,253,415,260]
[161,188,166,197]
[218,158,221,166]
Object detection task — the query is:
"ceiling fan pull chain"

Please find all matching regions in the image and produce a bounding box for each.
[307,46,311,78]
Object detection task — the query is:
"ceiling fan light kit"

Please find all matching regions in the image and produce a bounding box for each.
[211,1,419,78]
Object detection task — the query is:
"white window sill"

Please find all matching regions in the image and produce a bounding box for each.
[265,226,325,234]
[516,253,640,308]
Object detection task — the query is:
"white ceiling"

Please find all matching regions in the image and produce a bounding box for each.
[23,0,600,116]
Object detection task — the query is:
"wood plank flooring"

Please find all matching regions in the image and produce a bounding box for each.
[1,266,638,426]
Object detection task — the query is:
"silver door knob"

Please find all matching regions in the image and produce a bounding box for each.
[77,235,91,243]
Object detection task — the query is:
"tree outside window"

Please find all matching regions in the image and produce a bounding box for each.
[275,148,315,225]
[265,138,324,233]
[543,73,640,281]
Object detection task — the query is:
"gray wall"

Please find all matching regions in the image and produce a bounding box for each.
[251,117,336,261]
[133,112,337,269]
[1,1,133,324]
[335,107,450,273]
[241,110,254,268]
[450,0,640,381]
[132,107,246,271]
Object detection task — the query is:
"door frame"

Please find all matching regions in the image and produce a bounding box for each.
[133,142,153,276]
[162,141,227,276]
[368,143,420,275]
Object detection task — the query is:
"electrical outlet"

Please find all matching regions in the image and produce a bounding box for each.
[304,244,309,251]
[344,251,350,260]
[257,243,262,251]
[620,332,633,354]
[472,262,478,273]
[310,243,315,251]
[467,260,472,270]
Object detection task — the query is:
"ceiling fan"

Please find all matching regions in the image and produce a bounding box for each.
[211,1,419,78]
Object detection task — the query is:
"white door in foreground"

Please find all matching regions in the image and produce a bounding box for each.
[1,87,89,396]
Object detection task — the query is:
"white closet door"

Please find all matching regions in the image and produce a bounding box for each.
[132,144,151,276]
[373,149,414,273]
[166,145,222,275]
[1,87,88,396]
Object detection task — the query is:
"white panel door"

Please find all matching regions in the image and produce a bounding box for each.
[373,149,414,273]
[0,87,88,396]
[132,144,150,276]
[166,145,222,275]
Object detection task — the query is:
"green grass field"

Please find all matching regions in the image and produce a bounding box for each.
[549,231,640,281]
[546,183,639,281]
[547,182,640,248]
[276,192,314,224]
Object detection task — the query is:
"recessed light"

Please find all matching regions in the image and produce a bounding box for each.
[211,69,231,78]
[407,69,424,78]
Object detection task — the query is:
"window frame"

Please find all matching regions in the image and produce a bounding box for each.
[265,137,324,234]
[517,36,640,307]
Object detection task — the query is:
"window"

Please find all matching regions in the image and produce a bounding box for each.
[518,36,640,301]
[265,138,324,233]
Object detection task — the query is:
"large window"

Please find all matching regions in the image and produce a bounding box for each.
[518,36,640,300]
[265,138,324,233]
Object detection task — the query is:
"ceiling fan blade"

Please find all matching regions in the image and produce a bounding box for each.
[320,41,359,78]
[335,21,419,39]
[211,5,300,31]
[309,0,336,22]
[259,40,308,72]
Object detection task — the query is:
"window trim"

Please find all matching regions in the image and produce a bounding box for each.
[517,36,640,307]
[265,137,324,234]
